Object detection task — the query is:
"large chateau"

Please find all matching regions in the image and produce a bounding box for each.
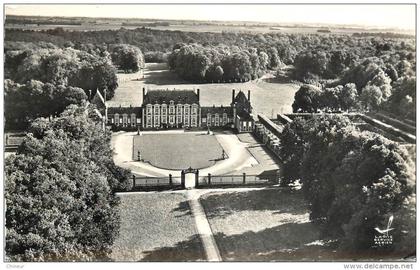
[99,88,254,133]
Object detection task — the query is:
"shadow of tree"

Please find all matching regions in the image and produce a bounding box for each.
[143,69,193,85]
[200,189,309,219]
[171,200,192,217]
[140,234,206,262]
[213,222,408,261]
[213,222,335,261]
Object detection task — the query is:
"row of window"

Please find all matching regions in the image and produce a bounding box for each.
[146,115,199,128]
[107,113,234,128]
[146,104,198,115]
[109,114,141,127]
[239,120,253,132]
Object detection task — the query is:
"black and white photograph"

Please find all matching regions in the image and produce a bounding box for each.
[1,1,417,269]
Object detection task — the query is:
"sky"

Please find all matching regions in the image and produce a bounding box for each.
[5,4,416,30]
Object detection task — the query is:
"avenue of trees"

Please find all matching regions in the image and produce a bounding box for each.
[278,115,415,253]
[5,105,132,261]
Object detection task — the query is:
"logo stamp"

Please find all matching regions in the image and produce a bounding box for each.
[373,215,394,247]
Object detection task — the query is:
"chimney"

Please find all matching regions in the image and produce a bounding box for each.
[232,89,235,104]
[196,88,200,101]
[142,87,146,102]
[248,90,251,102]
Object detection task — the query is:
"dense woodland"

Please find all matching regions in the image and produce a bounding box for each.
[4,25,416,260]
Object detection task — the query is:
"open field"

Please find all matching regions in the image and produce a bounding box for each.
[132,133,224,170]
[111,192,205,261]
[109,63,299,117]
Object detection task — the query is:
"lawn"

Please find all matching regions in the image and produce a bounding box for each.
[108,63,299,117]
[133,133,224,170]
[111,192,205,261]
[199,188,337,261]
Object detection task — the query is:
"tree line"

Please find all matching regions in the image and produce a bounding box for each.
[278,115,415,254]
[167,43,280,82]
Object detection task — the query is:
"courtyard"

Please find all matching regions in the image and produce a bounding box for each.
[132,132,224,170]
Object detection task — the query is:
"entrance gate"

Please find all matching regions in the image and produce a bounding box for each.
[181,167,199,188]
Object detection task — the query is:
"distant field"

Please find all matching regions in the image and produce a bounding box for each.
[111,192,205,262]
[133,133,224,170]
[6,23,414,35]
[109,63,299,117]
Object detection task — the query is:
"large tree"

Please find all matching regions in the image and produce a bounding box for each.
[110,44,145,73]
[292,84,323,113]
[5,105,131,261]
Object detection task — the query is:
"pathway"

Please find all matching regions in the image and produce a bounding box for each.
[186,190,222,262]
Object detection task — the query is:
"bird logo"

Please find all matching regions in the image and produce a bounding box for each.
[374,215,394,237]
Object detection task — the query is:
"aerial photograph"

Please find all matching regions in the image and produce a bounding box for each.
[2,2,417,268]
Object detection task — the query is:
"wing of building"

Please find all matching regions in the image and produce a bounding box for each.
[105,87,254,133]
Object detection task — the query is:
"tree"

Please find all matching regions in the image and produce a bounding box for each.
[360,70,392,110]
[267,47,282,69]
[205,65,224,82]
[4,80,87,129]
[385,76,416,121]
[293,50,329,81]
[278,117,307,186]
[340,83,360,111]
[110,44,145,72]
[292,84,322,112]
[5,105,131,261]
[327,50,348,77]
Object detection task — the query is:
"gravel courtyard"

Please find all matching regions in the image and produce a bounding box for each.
[133,133,224,170]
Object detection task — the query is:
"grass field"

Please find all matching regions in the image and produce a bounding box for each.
[111,192,205,262]
[200,188,337,261]
[133,133,224,170]
[109,63,299,117]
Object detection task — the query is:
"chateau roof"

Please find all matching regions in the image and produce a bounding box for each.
[108,106,142,115]
[201,106,233,116]
[143,90,199,105]
[233,90,250,104]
